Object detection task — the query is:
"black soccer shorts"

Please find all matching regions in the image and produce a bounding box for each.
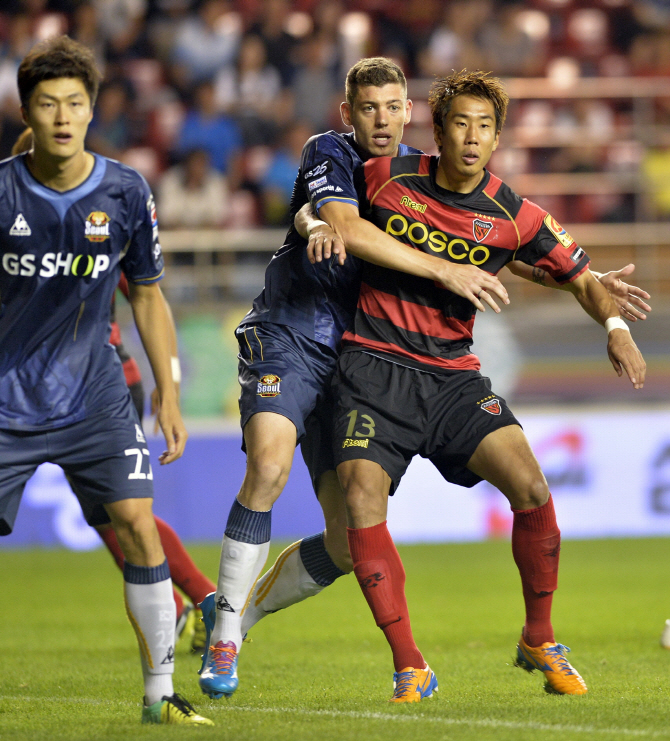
[332,350,520,494]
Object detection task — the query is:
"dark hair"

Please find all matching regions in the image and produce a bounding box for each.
[17,35,102,110]
[428,70,509,133]
[345,57,407,108]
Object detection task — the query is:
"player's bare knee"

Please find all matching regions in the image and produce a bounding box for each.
[508,476,550,510]
[242,456,291,504]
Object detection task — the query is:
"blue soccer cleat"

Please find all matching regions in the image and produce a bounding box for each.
[198,592,239,699]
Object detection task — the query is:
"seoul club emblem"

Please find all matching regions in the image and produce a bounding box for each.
[257,374,281,397]
[85,211,111,242]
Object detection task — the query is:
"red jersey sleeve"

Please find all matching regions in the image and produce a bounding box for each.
[514,200,590,285]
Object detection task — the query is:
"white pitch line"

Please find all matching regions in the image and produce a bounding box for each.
[2,696,669,738]
[218,704,670,738]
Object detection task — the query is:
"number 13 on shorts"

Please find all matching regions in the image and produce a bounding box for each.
[345,409,376,439]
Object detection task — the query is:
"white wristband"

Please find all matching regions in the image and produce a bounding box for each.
[171,356,182,383]
[605,317,629,334]
[307,219,328,236]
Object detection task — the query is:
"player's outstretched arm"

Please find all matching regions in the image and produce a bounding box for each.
[129,282,188,463]
[508,261,651,321]
[565,270,646,389]
[319,200,510,313]
[295,202,347,266]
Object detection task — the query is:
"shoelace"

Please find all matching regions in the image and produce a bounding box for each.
[210,641,237,674]
[166,693,196,717]
[544,644,575,675]
[393,669,418,698]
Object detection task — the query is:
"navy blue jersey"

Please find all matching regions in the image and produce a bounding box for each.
[0,153,164,431]
[240,131,421,351]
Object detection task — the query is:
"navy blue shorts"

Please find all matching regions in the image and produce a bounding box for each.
[237,322,338,491]
[332,351,521,494]
[0,392,154,536]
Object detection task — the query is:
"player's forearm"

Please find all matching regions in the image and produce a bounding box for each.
[295,202,317,239]
[128,283,178,403]
[329,211,445,281]
[507,261,562,289]
[567,270,619,325]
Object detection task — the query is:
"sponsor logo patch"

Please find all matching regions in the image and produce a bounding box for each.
[161,645,175,664]
[473,218,493,243]
[135,424,146,443]
[399,195,427,213]
[304,159,332,181]
[360,572,385,589]
[84,211,111,242]
[257,374,281,397]
[570,246,585,263]
[308,175,328,191]
[342,438,369,448]
[216,594,235,612]
[9,213,31,236]
[544,214,574,249]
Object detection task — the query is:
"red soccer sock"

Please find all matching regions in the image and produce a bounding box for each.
[348,521,424,672]
[511,495,560,647]
[97,523,185,617]
[153,516,216,606]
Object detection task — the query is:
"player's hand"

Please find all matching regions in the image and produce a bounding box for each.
[435,262,510,312]
[307,225,347,266]
[607,328,646,389]
[597,264,651,321]
[156,396,188,464]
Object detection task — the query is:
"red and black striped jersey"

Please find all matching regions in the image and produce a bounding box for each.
[342,154,590,373]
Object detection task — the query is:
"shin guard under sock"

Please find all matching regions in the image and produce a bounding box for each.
[512,495,560,647]
[348,522,424,672]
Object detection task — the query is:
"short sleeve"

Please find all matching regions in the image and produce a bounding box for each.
[120,174,164,284]
[514,200,590,285]
[301,134,360,214]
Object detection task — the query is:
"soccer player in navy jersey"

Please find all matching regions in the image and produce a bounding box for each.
[0,36,212,725]
[321,70,646,701]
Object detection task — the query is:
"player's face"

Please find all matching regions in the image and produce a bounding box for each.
[434,94,500,193]
[23,77,93,161]
[341,83,412,158]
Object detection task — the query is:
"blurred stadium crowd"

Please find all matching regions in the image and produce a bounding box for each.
[1,0,670,231]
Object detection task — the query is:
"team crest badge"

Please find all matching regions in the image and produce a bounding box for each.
[473,218,493,243]
[480,398,502,415]
[85,211,111,242]
[257,374,281,397]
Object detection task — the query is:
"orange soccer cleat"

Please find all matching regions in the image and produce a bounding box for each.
[515,635,588,695]
[388,665,438,703]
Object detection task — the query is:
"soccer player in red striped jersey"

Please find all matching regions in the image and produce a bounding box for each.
[322,70,646,702]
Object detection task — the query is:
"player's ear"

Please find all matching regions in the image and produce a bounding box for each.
[340,101,352,127]
[433,124,443,150]
[404,98,413,124]
[492,129,500,152]
[20,107,28,126]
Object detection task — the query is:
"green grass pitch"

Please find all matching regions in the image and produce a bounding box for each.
[1,538,669,740]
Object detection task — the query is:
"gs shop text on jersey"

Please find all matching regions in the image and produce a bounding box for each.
[0,153,164,430]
